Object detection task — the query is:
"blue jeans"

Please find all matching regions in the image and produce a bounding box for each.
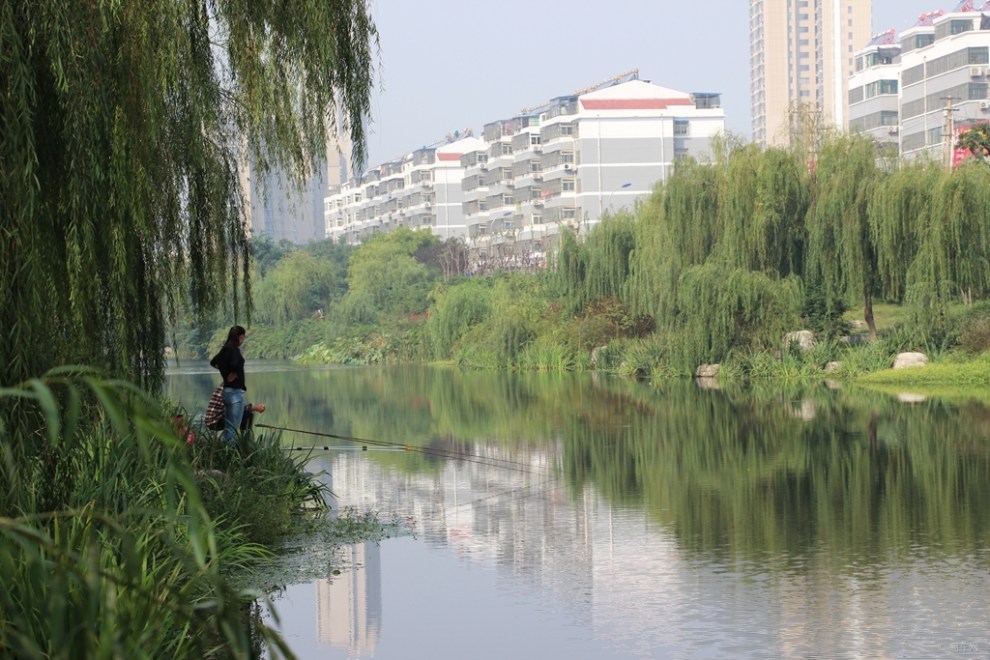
[221,387,245,446]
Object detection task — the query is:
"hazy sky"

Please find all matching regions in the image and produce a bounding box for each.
[363,1,950,166]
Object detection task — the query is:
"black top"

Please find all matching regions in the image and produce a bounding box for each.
[210,345,246,391]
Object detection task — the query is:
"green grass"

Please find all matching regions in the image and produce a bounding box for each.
[844,302,912,335]
[0,368,390,658]
[857,350,990,388]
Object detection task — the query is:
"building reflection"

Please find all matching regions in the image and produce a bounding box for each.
[314,542,382,655]
[300,443,969,658]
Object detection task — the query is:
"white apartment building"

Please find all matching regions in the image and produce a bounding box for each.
[463,77,724,261]
[324,135,484,245]
[898,3,990,163]
[846,3,990,163]
[325,72,725,263]
[848,29,901,153]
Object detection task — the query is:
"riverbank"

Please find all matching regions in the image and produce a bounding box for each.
[0,370,390,657]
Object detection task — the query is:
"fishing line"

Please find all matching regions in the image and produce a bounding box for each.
[256,424,565,518]
[448,474,562,512]
[255,423,553,475]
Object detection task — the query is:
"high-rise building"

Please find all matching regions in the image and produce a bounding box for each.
[750,0,873,146]
[242,132,351,244]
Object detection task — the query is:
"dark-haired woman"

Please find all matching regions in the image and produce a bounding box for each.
[210,325,247,445]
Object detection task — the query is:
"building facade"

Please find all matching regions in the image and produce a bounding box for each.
[324,73,725,264]
[898,3,990,163]
[846,3,990,164]
[324,134,482,245]
[750,0,873,146]
[847,29,901,154]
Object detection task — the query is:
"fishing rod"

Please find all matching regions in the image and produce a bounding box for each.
[255,422,554,475]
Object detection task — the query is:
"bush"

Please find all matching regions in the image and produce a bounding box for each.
[953,303,990,354]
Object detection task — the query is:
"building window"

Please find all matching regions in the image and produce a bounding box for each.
[561,179,575,192]
[902,64,924,86]
[952,19,973,35]
[673,119,689,136]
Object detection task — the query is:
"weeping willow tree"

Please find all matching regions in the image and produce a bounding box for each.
[717,145,809,276]
[626,158,722,320]
[867,162,940,304]
[906,161,990,340]
[670,261,803,370]
[554,228,587,304]
[805,135,883,340]
[0,0,378,391]
[554,214,636,309]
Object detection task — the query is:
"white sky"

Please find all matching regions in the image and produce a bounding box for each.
[363,1,954,166]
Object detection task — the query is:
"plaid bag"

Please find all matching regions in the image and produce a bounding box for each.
[204,386,225,431]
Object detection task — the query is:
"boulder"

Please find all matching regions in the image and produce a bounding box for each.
[695,363,720,378]
[783,330,816,352]
[893,352,928,369]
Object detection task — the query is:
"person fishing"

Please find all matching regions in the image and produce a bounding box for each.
[209,325,249,445]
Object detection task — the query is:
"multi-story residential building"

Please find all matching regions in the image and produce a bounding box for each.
[750,0,873,146]
[898,3,990,163]
[463,77,724,262]
[324,134,484,245]
[848,29,901,154]
[325,72,725,265]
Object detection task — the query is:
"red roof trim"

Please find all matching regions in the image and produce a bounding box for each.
[437,152,462,161]
[580,98,694,110]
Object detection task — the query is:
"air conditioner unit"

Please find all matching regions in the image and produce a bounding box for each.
[564,163,572,170]
[971,66,985,77]
[887,127,899,135]
[980,100,990,110]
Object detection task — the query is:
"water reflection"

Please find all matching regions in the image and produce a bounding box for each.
[315,543,381,654]
[166,365,990,659]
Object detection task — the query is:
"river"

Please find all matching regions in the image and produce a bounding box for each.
[166,362,990,659]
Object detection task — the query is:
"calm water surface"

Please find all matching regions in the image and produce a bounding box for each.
[166,363,990,659]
